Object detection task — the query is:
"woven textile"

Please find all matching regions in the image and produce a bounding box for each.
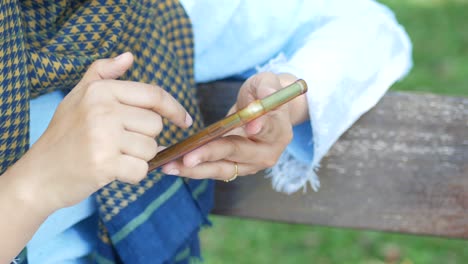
[0,0,213,263]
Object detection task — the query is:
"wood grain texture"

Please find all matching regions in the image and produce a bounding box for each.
[196,81,468,238]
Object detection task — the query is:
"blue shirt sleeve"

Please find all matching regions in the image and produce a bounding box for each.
[27,91,98,263]
[287,121,314,164]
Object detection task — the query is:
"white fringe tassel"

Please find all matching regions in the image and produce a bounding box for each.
[266,150,320,194]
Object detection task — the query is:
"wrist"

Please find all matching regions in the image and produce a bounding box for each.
[3,153,59,218]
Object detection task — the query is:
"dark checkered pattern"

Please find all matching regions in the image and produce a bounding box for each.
[0,0,30,175]
[1,1,212,263]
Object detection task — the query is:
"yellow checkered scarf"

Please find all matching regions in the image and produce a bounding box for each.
[1,0,207,262]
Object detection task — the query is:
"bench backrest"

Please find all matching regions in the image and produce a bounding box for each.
[197,81,468,239]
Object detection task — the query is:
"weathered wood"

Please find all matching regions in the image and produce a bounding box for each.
[197,81,468,239]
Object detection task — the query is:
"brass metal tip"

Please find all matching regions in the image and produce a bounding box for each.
[297,79,308,93]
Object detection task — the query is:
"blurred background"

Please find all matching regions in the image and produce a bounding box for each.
[200,0,468,263]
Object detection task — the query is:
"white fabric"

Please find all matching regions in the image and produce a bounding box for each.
[183,0,413,193]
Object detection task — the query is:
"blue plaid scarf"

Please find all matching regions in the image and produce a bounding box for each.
[0,0,213,263]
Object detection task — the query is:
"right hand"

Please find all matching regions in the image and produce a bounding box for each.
[10,52,192,212]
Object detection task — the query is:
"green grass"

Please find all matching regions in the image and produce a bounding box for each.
[384,0,468,96]
[201,217,468,264]
[200,0,468,263]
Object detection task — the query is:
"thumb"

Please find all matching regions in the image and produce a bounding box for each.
[238,72,282,136]
[79,52,134,86]
[236,73,279,110]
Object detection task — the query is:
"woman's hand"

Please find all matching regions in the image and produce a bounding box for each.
[0,52,192,262]
[7,52,192,213]
[161,72,309,181]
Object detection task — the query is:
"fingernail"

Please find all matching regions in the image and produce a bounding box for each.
[185,113,193,127]
[113,52,127,61]
[167,169,180,175]
[157,146,167,152]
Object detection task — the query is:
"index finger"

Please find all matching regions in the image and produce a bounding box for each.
[106,80,192,128]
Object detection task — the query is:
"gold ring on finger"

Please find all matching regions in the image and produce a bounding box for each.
[224,162,238,182]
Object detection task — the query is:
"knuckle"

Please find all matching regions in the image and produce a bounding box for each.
[149,114,163,137]
[128,161,148,184]
[262,123,275,138]
[144,139,158,161]
[81,96,115,125]
[148,85,164,102]
[86,104,112,120]
[84,109,112,137]
[215,163,227,178]
[97,170,116,188]
[87,79,104,92]
[89,59,106,71]
[261,71,277,80]
[136,162,149,180]
[88,152,111,181]
[83,124,117,167]
[249,74,262,88]
[87,80,105,90]
[226,140,239,157]
[83,80,108,105]
[251,72,276,87]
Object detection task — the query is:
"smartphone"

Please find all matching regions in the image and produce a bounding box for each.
[148,79,308,171]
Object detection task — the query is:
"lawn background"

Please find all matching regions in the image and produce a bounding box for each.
[200,0,468,263]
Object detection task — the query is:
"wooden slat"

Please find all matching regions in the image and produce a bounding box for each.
[197,81,468,239]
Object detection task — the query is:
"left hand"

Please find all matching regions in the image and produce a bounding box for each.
[161,72,309,181]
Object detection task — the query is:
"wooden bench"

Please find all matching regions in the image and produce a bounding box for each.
[197,81,468,239]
